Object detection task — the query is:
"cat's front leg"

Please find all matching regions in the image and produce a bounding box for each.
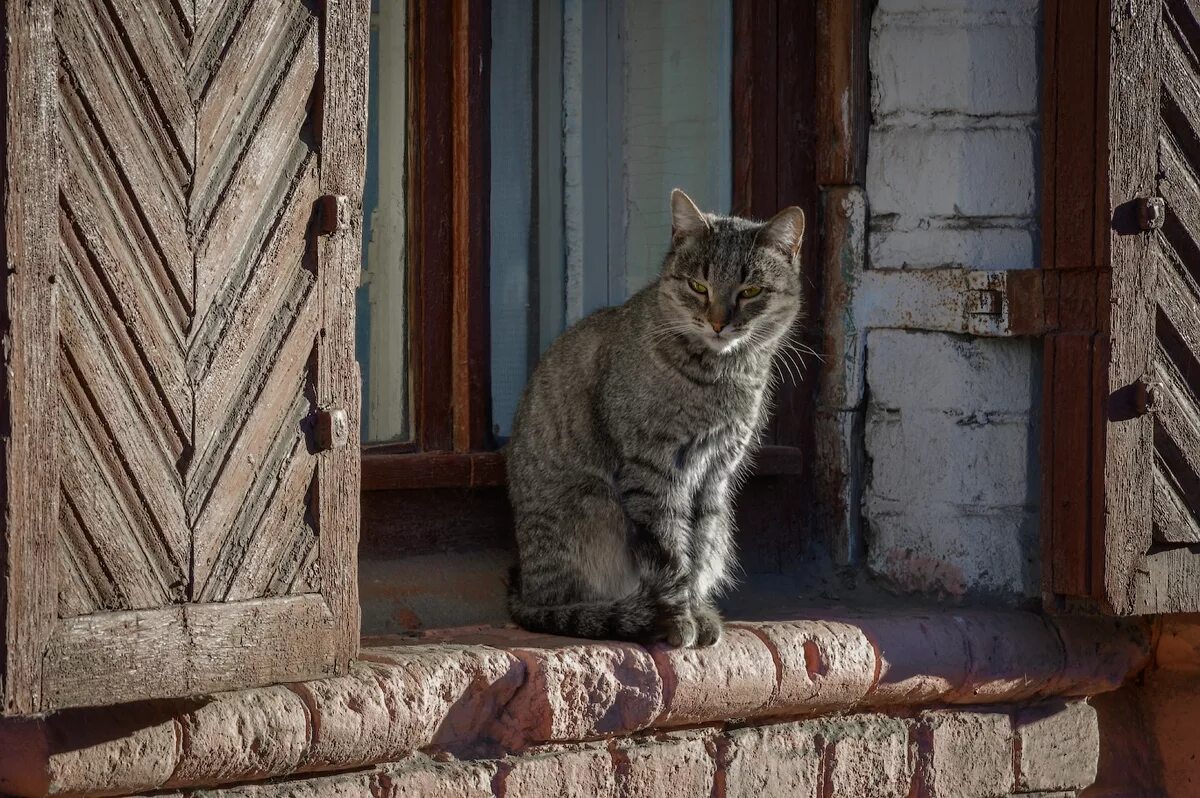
[687,487,738,647]
[617,460,698,647]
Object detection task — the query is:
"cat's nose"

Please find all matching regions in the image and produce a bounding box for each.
[711,321,726,333]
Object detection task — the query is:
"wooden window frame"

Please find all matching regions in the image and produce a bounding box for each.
[361,0,863,498]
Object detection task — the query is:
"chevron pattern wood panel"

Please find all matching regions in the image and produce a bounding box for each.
[55,0,323,616]
[1139,0,1200,607]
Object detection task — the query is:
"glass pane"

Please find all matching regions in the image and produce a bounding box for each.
[489,0,537,444]
[357,0,409,443]
[488,0,732,439]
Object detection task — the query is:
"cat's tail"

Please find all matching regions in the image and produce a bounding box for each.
[506,565,685,643]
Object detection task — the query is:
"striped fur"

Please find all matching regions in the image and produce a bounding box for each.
[506,191,806,647]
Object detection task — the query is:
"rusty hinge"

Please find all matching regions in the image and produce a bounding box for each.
[316,194,350,236]
[314,407,349,450]
[1137,197,1166,231]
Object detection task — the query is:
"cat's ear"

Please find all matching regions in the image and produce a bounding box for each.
[670,189,710,243]
[760,206,806,260]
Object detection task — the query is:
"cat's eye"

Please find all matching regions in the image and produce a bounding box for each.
[688,279,708,294]
[740,286,763,298]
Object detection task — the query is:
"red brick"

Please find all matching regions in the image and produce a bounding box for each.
[496,641,662,746]
[737,620,876,712]
[815,714,914,798]
[1014,701,1098,792]
[722,722,821,797]
[916,710,1014,798]
[651,627,775,726]
[502,747,618,798]
[375,758,496,798]
[948,613,1065,703]
[815,610,971,705]
[0,707,179,797]
[618,733,715,798]
[170,686,307,786]
[1050,617,1151,696]
[299,645,522,765]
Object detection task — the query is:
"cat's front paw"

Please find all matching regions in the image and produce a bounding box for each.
[693,605,724,647]
[660,611,698,648]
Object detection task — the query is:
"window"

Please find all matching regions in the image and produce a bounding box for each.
[357,0,829,631]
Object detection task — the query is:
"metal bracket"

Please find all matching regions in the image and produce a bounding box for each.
[853,267,1043,339]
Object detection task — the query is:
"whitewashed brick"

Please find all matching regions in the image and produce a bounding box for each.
[873,24,1037,116]
[866,409,1034,507]
[864,501,1038,598]
[869,224,1035,269]
[865,331,1036,413]
[868,127,1036,218]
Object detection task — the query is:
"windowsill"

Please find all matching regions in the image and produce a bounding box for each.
[360,444,807,491]
[0,607,1150,797]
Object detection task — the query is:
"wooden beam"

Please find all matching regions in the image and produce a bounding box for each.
[1,0,59,715]
[815,0,867,186]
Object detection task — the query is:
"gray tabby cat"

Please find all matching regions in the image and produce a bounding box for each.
[506,190,805,648]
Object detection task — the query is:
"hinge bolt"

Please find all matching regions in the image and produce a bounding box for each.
[316,195,350,236]
[315,407,350,450]
[1135,378,1162,415]
[1137,197,1165,231]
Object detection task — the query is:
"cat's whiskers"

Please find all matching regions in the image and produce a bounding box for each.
[640,321,699,347]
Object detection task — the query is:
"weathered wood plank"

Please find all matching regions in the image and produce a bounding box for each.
[1048,333,1094,597]
[58,361,182,609]
[192,291,318,594]
[191,20,317,328]
[41,595,339,710]
[57,0,192,307]
[315,0,368,672]
[224,436,318,601]
[1152,344,1200,517]
[106,0,194,173]
[1105,0,1163,614]
[409,0,455,452]
[1137,544,1200,614]
[190,155,320,483]
[59,80,192,435]
[191,0,314,244]
[1049,0,1101,273]
[2,0,60,715]
[815,0,866,186]
[58,241,189,564]
[1160,134,1200,259]
[450,0,492,453]
[1153,464,1200,544]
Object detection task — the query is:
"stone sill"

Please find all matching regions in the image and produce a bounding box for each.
[0,609,1150,798]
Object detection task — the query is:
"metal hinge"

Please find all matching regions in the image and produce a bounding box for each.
[852,267,1047,338]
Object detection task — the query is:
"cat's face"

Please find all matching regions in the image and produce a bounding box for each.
[657,190,805,355]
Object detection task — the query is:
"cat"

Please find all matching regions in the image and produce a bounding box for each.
[505,189,806,648]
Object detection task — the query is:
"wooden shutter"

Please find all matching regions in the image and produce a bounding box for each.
[0,0,366,714]
[1043,0,1200,614]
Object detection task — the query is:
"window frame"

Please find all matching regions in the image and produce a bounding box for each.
[361,0,863,497]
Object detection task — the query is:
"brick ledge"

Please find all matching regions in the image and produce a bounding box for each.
[0,609,1150,797]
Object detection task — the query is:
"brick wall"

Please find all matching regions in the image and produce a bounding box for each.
[862,0,1042,602]
[159,702,1099,798]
